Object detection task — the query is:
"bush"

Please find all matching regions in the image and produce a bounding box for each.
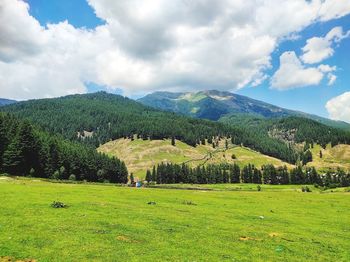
[231,154,237,160]
[51,170,60,180]
[257,185,261,191]
[68,174,76,181]
[183,200,197,206]
[51,201,67,208]
[301,186,311,192]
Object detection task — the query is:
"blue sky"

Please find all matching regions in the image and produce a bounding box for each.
[237,14,350,117]
[1,0,350,121]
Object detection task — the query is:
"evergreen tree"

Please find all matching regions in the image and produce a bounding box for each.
[302,150,313,165]
[145,169,152,182]
[230,163,240,183]
[152,166,157,182]
[130,173,135,184]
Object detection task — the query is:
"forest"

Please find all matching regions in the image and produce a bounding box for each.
[146,162,350,188]
[0,113,128,183]
[3,92,349,166]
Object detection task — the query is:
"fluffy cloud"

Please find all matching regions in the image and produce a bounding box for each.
[270,51,326,90]
[1,0,350,99]
[301,26,350,64]
[326,92,350,123]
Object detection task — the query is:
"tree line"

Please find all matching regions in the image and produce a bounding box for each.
[146,162,350,187]
[0,113,128,183]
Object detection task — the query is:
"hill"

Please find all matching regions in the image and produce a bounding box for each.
[98,137,293,179]
[0,98,16,106]
[138,90,350,130]
[220,115,350,147]
[0,92,300,164]
[307,144,350,172]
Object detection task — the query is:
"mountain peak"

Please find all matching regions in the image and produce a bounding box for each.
[138,90,350,130]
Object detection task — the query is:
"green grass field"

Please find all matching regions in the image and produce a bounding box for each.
[1,176,349,261]
[98,138,292,179]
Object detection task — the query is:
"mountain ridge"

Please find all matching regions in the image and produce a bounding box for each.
[138,90,350,129]
[0,98,16,106]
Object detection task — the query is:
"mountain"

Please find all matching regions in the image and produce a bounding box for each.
[1,91,301,163]
[138,90,350,129]
[2,91,349,165]
[0,98,16,106]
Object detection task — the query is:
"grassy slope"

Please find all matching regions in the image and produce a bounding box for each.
[98,138,293,179]
[0,177,349,261]
[308,144,350,172]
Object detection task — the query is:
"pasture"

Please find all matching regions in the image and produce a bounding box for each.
[0,177,349,261]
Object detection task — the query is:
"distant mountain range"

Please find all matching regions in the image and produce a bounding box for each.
[0,98,16,106]
[138,90,350,130]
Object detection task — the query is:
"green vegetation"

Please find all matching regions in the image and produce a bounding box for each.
[0,92,307,164]
[146,161,349,187]
[0,113,127,183]
[98,138,292,179]
[0,177,349,261]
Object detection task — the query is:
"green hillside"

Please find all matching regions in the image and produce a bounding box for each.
[308,144,350,172]
[98,138,293,179]
[0,92,301,164]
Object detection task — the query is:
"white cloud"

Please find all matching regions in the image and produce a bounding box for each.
[301,26,350,64]
[270,51,325,90]
[0,0,350,99]
[327,73,337,86]
[326,92,350,123]
[318,0,350,21]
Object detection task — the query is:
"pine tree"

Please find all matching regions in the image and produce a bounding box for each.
[130,173,135,184]
[2,139,23,175]
[145,169,152,182]
[151,166,156,182]
[230,163,240,183]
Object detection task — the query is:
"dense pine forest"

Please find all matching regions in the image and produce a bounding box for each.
[146,162,350,188]
[0,113,128,183]
[220,114,350,147]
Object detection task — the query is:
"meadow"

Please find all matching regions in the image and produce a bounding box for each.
[308,144,350,172]
[98,138,292,179]
[0,176,349,261]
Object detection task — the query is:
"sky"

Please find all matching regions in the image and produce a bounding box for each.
[0,0,349,122]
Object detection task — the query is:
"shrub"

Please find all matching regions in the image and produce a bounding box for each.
[51,201,67,208]
[231,154,237,160]
[51,170,60,180]
[301,186,311,192]
[68,174,76,181]
[183,200,197,206]
[257,185,261,191]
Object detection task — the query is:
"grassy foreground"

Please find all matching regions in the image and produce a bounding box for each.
[0,177,349,261]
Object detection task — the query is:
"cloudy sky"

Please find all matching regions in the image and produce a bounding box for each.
[0,0,350,122]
